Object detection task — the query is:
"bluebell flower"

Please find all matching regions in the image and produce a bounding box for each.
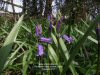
[48,14,51,21]
[39,37,52,44]
[36,25,42,36]
[49,22,53,32]
[62,35,73,44]
[56,16,64,32]
[96,28,100,35]
[56,20,61,32]
[48,14,53,32]
[37,44,44,56]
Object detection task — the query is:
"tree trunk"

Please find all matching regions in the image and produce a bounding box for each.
[23,0,26,13]
[44,0,52,17]
[39,0,43,17]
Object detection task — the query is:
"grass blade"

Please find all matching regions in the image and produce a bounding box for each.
[75,28,97,44]
[0,15,24,74]
[51,33,58,47]
[4,42,25,68]
[48,44,62,73]
[59,38,78,75]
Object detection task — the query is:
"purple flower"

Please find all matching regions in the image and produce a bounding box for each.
[56,20,61,32]
[39,37,52,44]
[37,44,44,56]
[49,22,53,32]
[56,16,64,32]
[48,14,51,21]
[62,35,73,44]
[57,16,64,32]
[36,25,42,36]
[96,28,100,35]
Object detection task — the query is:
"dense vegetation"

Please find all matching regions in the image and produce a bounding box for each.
[0,13,100,75]
[0,0,100,75]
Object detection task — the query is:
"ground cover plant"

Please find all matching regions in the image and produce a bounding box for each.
[0,13,100,75]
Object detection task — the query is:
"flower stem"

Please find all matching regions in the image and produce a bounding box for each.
[96,23,100,75]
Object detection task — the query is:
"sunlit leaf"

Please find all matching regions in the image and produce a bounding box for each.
[0,15,24,74]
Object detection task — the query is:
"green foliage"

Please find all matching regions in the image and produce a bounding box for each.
[0,15,24,74]
[61,14,100,75]
[0,14,99,75]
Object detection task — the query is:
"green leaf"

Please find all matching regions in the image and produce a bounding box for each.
[48,44,59,64]
[22,24,31,33]
[22,51,29,75]
[51,33,58,47]
[81,19,96,34]
[75,28,97,44]
[4,42,25,68]
[59,38,78,75]
[85,65,96,75]
[62,25,68,35]
[48,44,62,73]
[0,15,24,74]
[22,47,32,75]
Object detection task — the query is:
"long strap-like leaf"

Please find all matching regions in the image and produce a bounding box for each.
[0,15,24,74]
